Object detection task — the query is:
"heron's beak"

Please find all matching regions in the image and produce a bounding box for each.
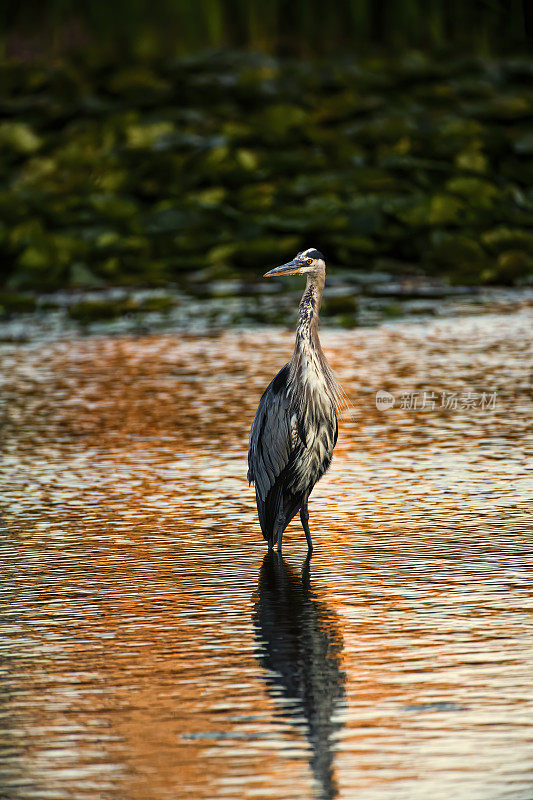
[264,259,306,278]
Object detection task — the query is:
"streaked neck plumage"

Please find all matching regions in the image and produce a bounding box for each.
[295,271,325,346]
[290,270,337,409]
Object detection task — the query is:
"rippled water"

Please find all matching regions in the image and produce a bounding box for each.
[1,308,532,800]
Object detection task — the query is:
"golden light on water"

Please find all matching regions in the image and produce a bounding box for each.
[1,309,532,799]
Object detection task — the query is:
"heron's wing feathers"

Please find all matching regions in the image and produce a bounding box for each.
[248,364,297,501]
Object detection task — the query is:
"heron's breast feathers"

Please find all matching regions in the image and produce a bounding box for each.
[248,358,337,501]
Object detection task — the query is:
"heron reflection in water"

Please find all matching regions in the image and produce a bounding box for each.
[253,554,346,800]
[248,249,340,555]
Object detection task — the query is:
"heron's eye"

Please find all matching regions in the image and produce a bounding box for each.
[306,258,312,264]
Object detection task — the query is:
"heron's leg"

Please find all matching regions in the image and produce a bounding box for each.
[300,499,313,555]
[267,537,273,551]
[276,516,283,555]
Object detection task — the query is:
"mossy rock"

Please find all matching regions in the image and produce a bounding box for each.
[429,233,490,283]
[0,292,37,315]
[322,294,359,315]
[455,146,488,173]
[138,295,177,312]
[380,303,404,318]
[493,250,533,282]
[329,313,358,328]
[480,95,532,121]
[125,121,175,150]
[446,177,498,208]
[108,67,172,100]
[70,263,105,288]
[68,295,177,323]
[0,122,42,154]
[481,227,533,254]
[428,194,465,225]
[68,298,129,323]
[253,104,308,140]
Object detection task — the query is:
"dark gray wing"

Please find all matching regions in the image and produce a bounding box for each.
[248,364,295,502]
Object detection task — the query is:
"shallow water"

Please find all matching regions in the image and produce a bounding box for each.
[1,309,532,800]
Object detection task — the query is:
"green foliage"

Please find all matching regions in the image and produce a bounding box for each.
[0,0,530,59]
[0,51,532,291]
[0,122,42,154]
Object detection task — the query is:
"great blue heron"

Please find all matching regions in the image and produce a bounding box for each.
[248,248,339,555]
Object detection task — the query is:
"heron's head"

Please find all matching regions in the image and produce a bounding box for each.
[264,248,325,279]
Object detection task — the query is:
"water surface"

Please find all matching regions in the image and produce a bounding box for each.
[1,309,532,799]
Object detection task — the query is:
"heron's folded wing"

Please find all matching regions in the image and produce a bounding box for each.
[248,364,295,501]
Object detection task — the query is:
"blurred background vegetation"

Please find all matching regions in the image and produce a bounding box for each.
[0,0,532,306]
[2,0,532,59]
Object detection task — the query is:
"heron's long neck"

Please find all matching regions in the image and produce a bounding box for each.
[291,270,337,408]
[295,272,324,346]
[291,272,333,389]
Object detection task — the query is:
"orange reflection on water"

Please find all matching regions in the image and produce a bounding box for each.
[1,308,532,799]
